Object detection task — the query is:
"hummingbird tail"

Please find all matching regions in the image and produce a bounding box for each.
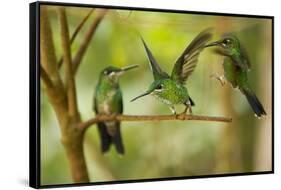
[97,122,111,153]
[241,88,266,117]
[97,122,125,154]
[111,123,125,155]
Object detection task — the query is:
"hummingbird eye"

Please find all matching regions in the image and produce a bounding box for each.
[222,38,232,47]
[103,70,114,75]
[156,84,163,90]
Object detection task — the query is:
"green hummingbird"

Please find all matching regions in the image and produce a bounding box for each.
[94,65,138,154]
[131,30,212,114]
[205,34,266,117]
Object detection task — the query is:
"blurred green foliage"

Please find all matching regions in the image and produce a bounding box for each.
[40,6,272,185]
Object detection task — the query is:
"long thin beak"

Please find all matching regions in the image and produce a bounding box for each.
[205,41,221,48]
[121,64,139,72]
[131,91,152,102]
[115,65,139,77]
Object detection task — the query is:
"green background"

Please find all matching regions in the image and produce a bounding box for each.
[40,6,272,185]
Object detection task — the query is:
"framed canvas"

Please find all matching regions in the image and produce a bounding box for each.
[29,1,274,188]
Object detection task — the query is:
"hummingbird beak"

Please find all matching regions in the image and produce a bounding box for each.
[116,65,139,76]
[205,41,221,48]
[121,64,139,72]
[130,90,152,102]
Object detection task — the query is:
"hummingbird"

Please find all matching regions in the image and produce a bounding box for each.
[205,34,266,117]
[131,29,212,114]
[94,65,138,154]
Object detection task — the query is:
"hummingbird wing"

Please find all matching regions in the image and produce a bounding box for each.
[239,44,251,70]
[171,29,212,84]
[222,34,251,71]
[93,88,125,154]
[93,96,111,152]
[228,44,251,71]
[211,44,251,71]
[141,37,169,80]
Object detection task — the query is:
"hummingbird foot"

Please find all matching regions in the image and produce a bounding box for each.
[181,103,192,115]
[182,106,188,114]
[188,105,193,114]
[210,73,226,86]
[169,106,177,115]
[183,105,193,115]
[175,105,192,120]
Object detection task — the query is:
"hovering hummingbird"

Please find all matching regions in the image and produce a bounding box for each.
[94,65,138,154]
[131,30,212,114]
[205,34,266,117]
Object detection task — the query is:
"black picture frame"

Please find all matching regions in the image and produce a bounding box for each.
[30,1,274,188]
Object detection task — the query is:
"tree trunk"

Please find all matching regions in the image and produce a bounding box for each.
[40,6,90,183]
[61,120,90,182]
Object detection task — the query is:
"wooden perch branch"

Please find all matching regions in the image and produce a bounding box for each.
[73,9,108,74]
[79,114,232,131]
[58,9,95,68]
[58,7,79,117]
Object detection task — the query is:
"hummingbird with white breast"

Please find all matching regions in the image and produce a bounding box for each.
[94,65,138,154]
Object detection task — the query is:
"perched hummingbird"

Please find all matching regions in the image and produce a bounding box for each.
[205,34,266,117]
[94,65,138,154]
[131,30,212,114]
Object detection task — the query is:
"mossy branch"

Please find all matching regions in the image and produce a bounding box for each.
[79,114,232,131]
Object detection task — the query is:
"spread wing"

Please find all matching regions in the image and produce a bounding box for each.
[171,29,212,84]
[141,37,169,80]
